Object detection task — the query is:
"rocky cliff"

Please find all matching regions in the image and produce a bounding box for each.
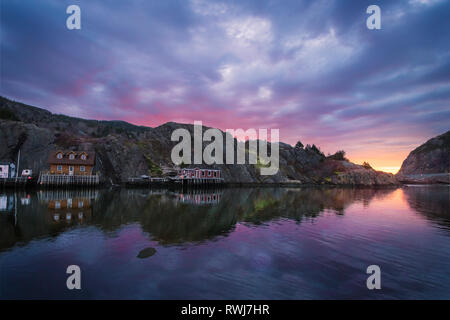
[0,96,397,186]
[396,130,450,184]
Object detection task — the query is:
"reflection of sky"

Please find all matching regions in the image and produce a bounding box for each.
[2,1,450,173]
[1,187,449,299]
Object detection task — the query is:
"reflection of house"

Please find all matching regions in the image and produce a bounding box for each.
[178,168,221,179]
[20,195,31,206]
[38,189,99,202]
[47,197,92,223]
[176,191,222,205]
[48,150,95,175]
[40,190,95,223]
[0,194,14,211]
[48,198,91,210]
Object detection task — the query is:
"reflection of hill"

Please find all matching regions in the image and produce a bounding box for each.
[93,187,397,244]
[0,190,96,251]
[0,187,398,250]
[402,186,450,230]
[0,210,16,250]
[238,187,396,224]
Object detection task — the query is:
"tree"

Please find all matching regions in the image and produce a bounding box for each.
[362,161,373,170]
[295,141,304,149]
[311,144,325,157]
[328,150,347,161]
[305,144,325,157]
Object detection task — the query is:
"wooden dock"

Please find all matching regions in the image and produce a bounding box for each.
[126,176,225,188]
[126,177,169,187]
[38,173,99,187]
[177,177,224,187]
[1,177,34,189]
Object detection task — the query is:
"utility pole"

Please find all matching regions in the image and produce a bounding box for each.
[15,149,20,183]
[14,193,17,226]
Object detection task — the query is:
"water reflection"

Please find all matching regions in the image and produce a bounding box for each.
[0,189,97,250]
[1,186,449,299]
[402,185,450,230]
[3,186,449,251]
[0,194,15,212]
[40,189,96,225]
[172,189,222,205]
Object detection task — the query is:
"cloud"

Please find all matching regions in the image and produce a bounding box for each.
[1,0,449,172]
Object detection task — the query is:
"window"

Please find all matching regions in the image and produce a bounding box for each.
[78,201,84,208]
[57,165,62,171]
[81,154,86,160]
[69,154,75,160]
[55,201,60,209]
[80,166,85,172]
[57,153,62,159]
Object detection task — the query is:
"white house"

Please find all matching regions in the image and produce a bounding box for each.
[0,163,16,179]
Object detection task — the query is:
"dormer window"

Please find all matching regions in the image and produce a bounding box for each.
[57,153,63,159]
[69,154,75,160]
[81,154,86,160]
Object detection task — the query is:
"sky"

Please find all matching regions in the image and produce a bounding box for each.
[1,0,449,173]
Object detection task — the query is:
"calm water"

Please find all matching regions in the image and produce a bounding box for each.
[0,186,449,299]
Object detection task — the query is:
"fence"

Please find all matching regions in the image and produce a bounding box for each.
[38,173,99,186]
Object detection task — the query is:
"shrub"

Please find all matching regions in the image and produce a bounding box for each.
[327,150,348,161]
[144,154,163,176]
[179,161,187,169]
[256,157,270,169]
[0,107,19,121]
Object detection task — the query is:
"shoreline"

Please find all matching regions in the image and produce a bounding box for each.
[2,176,450,190]
[2,181,442,191]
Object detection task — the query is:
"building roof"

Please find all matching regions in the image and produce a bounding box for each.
[48,150,95,165]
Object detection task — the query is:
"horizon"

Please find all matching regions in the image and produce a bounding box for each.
[2,1,450,174]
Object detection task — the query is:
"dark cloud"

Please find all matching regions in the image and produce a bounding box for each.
[1,0,449,171]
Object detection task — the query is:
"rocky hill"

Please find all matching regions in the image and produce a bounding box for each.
[0,96,397,186]
[396,130,450,184]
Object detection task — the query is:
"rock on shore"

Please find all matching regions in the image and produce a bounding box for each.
[397,130,450,184]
